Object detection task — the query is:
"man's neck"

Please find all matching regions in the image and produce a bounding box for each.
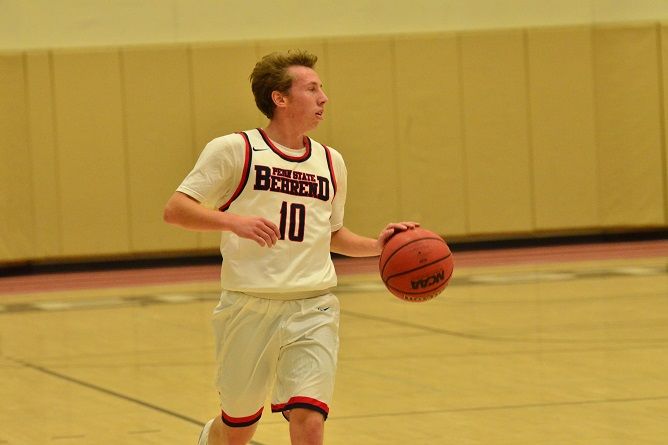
[263,120,307,150]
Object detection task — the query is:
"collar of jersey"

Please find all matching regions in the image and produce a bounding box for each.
[257,128,312,162]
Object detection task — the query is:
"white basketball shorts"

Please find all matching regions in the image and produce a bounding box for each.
[211,290,340,427]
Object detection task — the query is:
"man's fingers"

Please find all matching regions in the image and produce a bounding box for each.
[258,220,279,247]
[261,218,281,238]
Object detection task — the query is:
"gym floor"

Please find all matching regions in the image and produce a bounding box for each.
[1,239,667,444]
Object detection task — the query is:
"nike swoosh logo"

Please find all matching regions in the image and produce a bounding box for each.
[252,146,268,152]
[317,307,331,312]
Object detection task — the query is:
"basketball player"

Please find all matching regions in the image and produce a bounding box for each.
[164,50,416,445]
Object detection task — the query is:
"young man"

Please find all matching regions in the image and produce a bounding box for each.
[164,50,415,445]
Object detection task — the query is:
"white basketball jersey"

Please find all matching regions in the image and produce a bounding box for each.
[218,128,340,295]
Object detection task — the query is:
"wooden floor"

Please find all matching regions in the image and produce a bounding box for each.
[1,240,667,444]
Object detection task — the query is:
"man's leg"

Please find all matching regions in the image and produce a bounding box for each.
[289,408,325,445]
[274,294,339,445]
[208,292,278,444]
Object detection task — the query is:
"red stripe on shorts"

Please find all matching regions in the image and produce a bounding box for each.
[271,396,330,418]
[221,406,264,427]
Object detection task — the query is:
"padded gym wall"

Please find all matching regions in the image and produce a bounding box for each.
[459,30,534,235]
[51,49,130,257]
[1,23,668,263]
[393,34,468,237]
[526,26,599,231]
[0,53,34,262]
[121,46,197,253]
[593,24,665,227]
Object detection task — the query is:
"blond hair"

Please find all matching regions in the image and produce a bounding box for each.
[250,50,318,119]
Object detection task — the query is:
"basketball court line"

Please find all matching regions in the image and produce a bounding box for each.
[8,357,269,445]
[337,342,668,362]
[326,394,668,420]
[5,330,665,373]
[341,304,668,345]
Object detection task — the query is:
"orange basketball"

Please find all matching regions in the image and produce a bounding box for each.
[379,227,454,302]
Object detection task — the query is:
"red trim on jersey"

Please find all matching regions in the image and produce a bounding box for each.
[219,132,252,212]
[271,396,330,419]
[221,406,264,427]
[323,144,337,198]
[257,128,311,162]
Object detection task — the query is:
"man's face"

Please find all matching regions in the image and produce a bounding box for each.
[280,65,328,131]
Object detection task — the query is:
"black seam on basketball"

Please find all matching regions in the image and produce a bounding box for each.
[386,266,454,292]
[380,236,446,276]
[382,253,452,283]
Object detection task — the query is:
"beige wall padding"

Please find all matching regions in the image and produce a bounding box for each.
[394,34,468,236]
[593,25,665,227]
[460,30,534,234]
[663,25,668,221]
[0,54,34,262]
[26,52,61,258]
[51,49,130,257]
[121,46,197,252]
[1,23,666,262]
[527,27,599,230]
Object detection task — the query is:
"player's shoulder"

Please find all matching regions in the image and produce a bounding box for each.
[309,136,343,159]
[322,144,345,166]
[200,132,251,159]
[324,144,342,157]
[196,132,250,167]
[206,132,248,150]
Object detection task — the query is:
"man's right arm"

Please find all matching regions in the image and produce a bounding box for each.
[163,191,280,247]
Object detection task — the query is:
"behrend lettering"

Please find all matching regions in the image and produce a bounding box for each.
[254,165,329,201]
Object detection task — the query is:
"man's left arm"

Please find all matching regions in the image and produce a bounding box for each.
[330,223,418,257]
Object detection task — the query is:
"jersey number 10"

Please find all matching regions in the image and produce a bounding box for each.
[279,201,305,242]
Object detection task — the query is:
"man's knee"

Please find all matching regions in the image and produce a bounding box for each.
[209,415,258,445]
[289,408,325,435]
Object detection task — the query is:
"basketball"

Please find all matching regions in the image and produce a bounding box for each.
[379,227,454,302]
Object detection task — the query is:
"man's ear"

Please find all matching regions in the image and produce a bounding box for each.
[272,90,288,108]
